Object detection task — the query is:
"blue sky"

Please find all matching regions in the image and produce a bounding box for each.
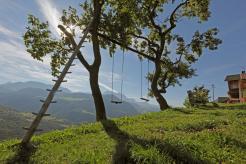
[0,0,245,106]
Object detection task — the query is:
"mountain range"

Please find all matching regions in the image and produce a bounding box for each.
[0,81,159,123]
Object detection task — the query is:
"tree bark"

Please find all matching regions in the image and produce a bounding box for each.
[89,0,107,121]
[89,68,107,121]
[151,61,169,110]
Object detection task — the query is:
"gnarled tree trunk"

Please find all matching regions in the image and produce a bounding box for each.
[89,68,107,121]
[151,61,169,110]
[89,0,107,121]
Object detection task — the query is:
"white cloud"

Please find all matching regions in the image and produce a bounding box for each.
[0,38,52,84]
[0,25,21,40]
[99,82,118,93]
[36,0,62,37]
[0,38,117,93]
[0,0,119,95]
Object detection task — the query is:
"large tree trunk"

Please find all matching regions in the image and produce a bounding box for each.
[151,61,169,110]
[89,0,107,121]
[89,68,107,121]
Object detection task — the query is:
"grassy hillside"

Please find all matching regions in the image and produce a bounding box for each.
[0,106,69,140]
[0,108,245,163]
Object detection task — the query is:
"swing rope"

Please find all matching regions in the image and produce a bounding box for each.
[140,59,150,102]
[111,51,125,104]
[111,53,115,101]
[140,59,143,98]
[147,59,150,96]
[120,51,125,101]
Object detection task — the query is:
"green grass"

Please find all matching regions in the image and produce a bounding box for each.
[0,106,69,140]
[217,103,246,109]
[0,108,245,163]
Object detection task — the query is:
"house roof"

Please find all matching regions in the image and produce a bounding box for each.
[225,74,240,81]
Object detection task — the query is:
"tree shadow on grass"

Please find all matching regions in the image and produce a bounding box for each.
[101,120,132,164]
[101,119,210,164]
[6,143,37,164]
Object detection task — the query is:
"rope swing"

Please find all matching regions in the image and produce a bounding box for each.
[111,51,125,104]
[140,59,150,102]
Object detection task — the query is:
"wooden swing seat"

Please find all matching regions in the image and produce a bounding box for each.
[140,97,150,102]
[111,100,123,104]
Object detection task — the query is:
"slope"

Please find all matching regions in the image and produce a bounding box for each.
[0,108,245,163]
[0,105,69,141]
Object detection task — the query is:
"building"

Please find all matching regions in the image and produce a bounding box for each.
[225,71,246,103]
[215,97,229,103]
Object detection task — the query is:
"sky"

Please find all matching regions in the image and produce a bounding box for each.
[0,0,245,106]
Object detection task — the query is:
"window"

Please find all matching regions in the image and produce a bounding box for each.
[230,81,239,89]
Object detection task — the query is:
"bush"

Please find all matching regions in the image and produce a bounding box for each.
[187,86,210,107]
[183,97,191,108]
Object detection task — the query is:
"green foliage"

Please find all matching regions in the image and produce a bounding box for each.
[183,96,191,108]
[0,108,245,163]
[216,103,246,110]
[183,0,211,21]
[23,0,222,102]
[23,15,71,76]
[99,0,222,99]
[187,85,210,106]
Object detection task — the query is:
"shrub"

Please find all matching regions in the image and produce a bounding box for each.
[187,86,210,107]
[183,97,191,108]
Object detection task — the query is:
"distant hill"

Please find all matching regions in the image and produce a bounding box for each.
[0,81,159,123]
[0,81,71,93]
[0,105,69,140]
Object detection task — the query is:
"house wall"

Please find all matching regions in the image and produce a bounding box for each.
[228,80,239,99]
[239,79,246,102]
[243,89,246,98]
[240,80,246,89]
[226,73,246,103]
[228,80,239,90]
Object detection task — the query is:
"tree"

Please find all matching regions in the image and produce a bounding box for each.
[23,0,222,115]
[96,0,222,110]
[183,97,191,108]
[187,85,210,106]
[23,0,107,121]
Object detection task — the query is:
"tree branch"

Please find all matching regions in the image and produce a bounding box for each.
[97,32,156,61]
[164,79,173,89]
[90,0,105,68]
[158,72,173,93]
[129,33,159,53]
[157,1,188,57]
[148,1,162,35]
[58,25,90,70]
[173,53,184,65]
[162,1,188,36]
[173,43,190,65]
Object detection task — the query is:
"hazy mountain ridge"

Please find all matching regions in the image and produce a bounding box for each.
[0,81,158,123]
[0,81,71,93]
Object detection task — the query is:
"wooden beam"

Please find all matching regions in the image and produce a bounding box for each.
[52,79,67,83]
[21,20,94,146]
[32,112,51,116]
[23,127,43,132]
[46,89,62,92]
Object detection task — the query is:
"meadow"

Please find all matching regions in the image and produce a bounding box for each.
[0,106,245,163]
